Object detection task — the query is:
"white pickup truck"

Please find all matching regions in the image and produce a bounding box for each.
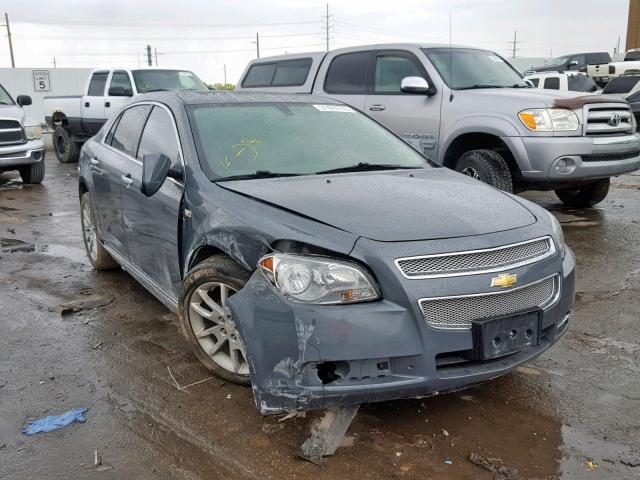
[588,50,640,86]
[44,68,208,163]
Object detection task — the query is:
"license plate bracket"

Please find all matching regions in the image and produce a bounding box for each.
[471,310,541,361]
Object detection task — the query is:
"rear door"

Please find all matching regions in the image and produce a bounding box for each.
[81,71,109,135]
[121,104,183,297]
[364,50,442,157]
[104,71,134,121]
[93,104,152,254]
[319,50,373,111]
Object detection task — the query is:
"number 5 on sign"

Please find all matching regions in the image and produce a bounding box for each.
[32,70,51,92]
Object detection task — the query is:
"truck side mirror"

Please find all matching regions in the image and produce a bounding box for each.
[16,95,32,107]
[141,153,171,197]
[108,86,133,97]
[567,61,579,70]
[401,76,433,95]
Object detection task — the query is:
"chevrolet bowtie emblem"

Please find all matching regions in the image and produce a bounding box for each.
[491,273,518,288]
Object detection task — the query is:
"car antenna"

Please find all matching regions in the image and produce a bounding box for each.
[449,12,454,102]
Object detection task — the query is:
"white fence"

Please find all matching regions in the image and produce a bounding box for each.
[0,68,92,126]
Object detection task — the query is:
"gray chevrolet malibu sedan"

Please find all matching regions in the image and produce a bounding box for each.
[78,91,575,414]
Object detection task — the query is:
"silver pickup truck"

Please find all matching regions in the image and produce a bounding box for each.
[0,84,46,184]
[237,44,640,208]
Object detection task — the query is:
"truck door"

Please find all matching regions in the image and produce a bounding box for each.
[105,70,134,121]
[319,50,373,111]
[364,50,442,159]
[81,71,108,136]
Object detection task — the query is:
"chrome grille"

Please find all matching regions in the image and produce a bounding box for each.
[396,237,553,279]
[584,104,634,136]
[0,119,24,145]
[419,275,559,329]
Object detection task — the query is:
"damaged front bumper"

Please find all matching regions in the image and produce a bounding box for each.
[228,246,576,415]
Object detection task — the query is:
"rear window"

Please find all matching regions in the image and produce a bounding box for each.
[543,77,560,90]
[625,51,640,62]
[324,51,371,94]
[87,72,108,96]
[603,76,640,94]
[588,52,611,64]
[567,74,598,92]
[242,58,312,87]
[528,77,540,87]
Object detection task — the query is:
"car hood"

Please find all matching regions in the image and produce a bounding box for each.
[0,105,25,123]
[460,87,587,108]
[219,169,537,242]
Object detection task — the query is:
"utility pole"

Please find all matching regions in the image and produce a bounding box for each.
[53,57,57,68]
[3,13,15,68]
[255,32,260,58]
[616,36,621,54]
[146,44,152,66]
[154,48,158,66]
[223,64,227,85]
[322,3,332,51]
[508,30,521,58]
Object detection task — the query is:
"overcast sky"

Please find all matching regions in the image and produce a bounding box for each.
[0,0,631,84]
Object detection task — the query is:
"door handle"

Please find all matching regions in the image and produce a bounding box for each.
[105,101,110,108]
[121,173,133,186]
[89,157,100,166]
[369,104,386,111]
[84,101,90,108]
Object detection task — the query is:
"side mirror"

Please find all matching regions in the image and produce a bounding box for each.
[567,60,579,70]
[108,86,133,97]
[16,95,32,107]
[141,153,171,197]
[400,76,433,95]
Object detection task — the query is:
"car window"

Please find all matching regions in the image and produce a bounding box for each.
[87,72,108,96]
[625,51,640,61]
[109,71,133,96]
[0,85,14,105]
[137,106,180,165]
[324,51,371,94]
[374,54,423,93]
[528,77,540,87]
[188,103,428,180]
[108,105,152,157]
[602,76,640,94]
[543,77,560,89]
[272,59,313,86]
[567,74,598,92]
[569,55,586,68]
[131,70,208,93]
[242,64,277,87]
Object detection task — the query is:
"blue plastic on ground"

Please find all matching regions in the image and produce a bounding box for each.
[22,407,89,435]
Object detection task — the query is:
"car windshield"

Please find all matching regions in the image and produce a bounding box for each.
[131,70,208,93]
[423,48,528,89]
[188,103,429,180]
[0,85,14,105]
[567,74,598,92]
[547,55,571,67]
[602,76,640,94]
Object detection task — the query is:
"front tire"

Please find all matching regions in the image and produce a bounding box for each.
[454,149,514,192]
[80,192,119,270]
[555,178,610,208]
[53,126,80,164]
[19,160,45,184]
[178,255,252,385]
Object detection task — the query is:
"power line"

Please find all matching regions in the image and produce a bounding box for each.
[13,31,320,41]
[12,18,321,28]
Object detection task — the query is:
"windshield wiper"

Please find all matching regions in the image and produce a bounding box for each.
[457,85,509,90]
[511,83,532,88]
[315,162,421,175]
[144,88,169,92]
[215,170,303,182]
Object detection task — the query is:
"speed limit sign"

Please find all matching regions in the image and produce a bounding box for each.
[32,70,51,92]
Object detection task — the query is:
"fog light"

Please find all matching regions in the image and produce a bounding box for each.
[553,157,576,175]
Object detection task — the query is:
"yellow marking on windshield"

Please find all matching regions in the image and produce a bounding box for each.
[221,138,262,168]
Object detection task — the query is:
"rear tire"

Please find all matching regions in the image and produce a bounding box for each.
[454,149,514,192]
[555,178,610,208]
[19,159,45,184]
[178,255,252,386]
[53,126,80,164]
[80,192,119,270]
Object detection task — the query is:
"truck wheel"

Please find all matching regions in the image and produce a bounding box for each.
[53,126,80,164]
[18,160,45,184]
[454,149,514,192]
[179,255,252,386]
[555,178,610,208]
[80,192,119,270]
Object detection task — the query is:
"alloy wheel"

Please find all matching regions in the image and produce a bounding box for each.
[188,282,249,376]
[461,167,481,180]
[81,199,97,262]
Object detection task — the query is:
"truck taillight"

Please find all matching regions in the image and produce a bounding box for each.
[609,65,616,74]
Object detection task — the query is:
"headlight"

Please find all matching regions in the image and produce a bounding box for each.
[547,211,566,258]
[518,109,579,132]
[258,254,381,304]
[25,125,43,140]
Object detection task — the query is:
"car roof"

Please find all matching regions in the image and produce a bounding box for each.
[135,90,344,106]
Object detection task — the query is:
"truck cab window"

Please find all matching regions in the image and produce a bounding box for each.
[374,55,423,93]
[109,71,133,96]
[529,78,540,87]
[109,105,152,158]
[87,72,109,96]
[137,107,180,165]
[543,77,560,90]
[324,51,370,94]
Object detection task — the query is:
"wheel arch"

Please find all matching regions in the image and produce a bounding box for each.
[52,111,69,126]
